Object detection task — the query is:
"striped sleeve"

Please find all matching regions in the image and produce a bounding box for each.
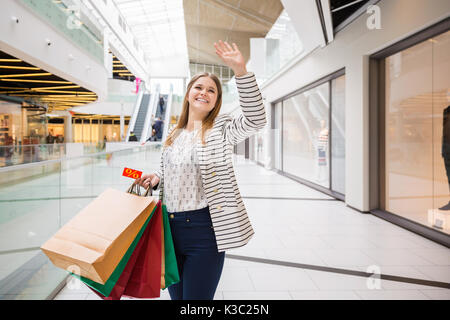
[222,72,267,145]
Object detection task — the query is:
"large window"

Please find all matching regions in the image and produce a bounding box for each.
[275,70,345,196]
[384,30,450,234]
[273,101,283,171]
[283,82,330,188]
[73,119,129,143]
[254,129,266,165]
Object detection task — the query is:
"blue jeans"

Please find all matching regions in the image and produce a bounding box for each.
[167,206,225,300]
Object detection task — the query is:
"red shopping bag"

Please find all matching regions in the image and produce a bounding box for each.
[122,201,162,299]
[89,200,162,300]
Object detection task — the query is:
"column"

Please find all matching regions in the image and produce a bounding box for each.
[120,103,124,141]
[64,112,73,142]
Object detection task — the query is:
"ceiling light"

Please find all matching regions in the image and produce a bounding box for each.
[0,79,72,84]
[0,66,41,70]
[0,73,52,78]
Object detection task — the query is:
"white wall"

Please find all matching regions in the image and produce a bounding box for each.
[70,101,135,116]
[148,56,190,79]
[0,0,108,99]
[260,0,450,211]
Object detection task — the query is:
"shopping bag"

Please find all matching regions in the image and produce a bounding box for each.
[160,205,166,289]
[75,204,157,298]
[85,200,179,299]
[78,185,162,300]
[121,200,162,299]
[41,185,156,284]
[161,202,180,289]
[157,182,180,289]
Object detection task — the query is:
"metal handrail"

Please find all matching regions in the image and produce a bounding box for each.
[140,85,160,143]
[125,82,145,141]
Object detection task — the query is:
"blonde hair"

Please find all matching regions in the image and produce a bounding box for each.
[163,73,222,147]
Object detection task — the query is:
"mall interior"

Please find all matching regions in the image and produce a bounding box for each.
[0,0,449,300]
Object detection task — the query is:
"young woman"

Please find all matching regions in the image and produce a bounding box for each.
[135,40,266,300]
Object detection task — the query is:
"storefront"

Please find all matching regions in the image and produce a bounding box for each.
[370,21,450,239]
[0,100,54,166]
[0,100,49,146]
[267,69,346,199]
[72,118,129,143]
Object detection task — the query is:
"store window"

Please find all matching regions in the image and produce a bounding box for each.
[282,82,330,188]
[1,104,48,144]
[275,70,345,195]
[384,30,450,234]
[254,130,265,165]
[0,102,21,146]
[73,118,129,143]
[47,118,65,143]
[273,101,283,171]
[0,102,54,166]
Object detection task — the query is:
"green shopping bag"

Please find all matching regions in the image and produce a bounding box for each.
[161,202,179,289]
[157,174,180,290]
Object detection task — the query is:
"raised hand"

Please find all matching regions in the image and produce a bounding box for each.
[214,40,247,77]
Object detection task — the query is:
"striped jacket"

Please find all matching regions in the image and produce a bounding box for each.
[154,72,266,252]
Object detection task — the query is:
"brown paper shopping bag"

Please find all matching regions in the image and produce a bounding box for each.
[41,186,156,284]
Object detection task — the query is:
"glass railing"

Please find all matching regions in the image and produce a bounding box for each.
[20,0,104,64]
[82,142,107,155]
[0,143,114,168]
[0,144,66,167]
[0,143,162,299]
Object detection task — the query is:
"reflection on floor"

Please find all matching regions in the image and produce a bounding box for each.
[53,157,450,300]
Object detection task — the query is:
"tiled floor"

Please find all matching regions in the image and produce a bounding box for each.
[54,158,450,300]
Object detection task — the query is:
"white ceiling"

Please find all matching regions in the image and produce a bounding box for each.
[184,0,284,66]
[104,0,285,79]
[112,0,190,77]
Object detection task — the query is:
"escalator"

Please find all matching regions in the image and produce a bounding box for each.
[155,94,168,120]
[153,87,174,142]
[132,93,151,141]
[144,94,166,142]
[126,83,173,143]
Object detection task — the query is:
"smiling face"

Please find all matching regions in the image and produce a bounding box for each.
[187,76,219,119]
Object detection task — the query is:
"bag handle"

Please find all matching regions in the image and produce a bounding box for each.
[127,181,153,197]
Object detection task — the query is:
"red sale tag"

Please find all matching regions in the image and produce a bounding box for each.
[122,167,142,179]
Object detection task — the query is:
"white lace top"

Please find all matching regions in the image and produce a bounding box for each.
[162,128,208,213]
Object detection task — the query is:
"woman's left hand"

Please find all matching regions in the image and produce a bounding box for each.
[214,40,247,77]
